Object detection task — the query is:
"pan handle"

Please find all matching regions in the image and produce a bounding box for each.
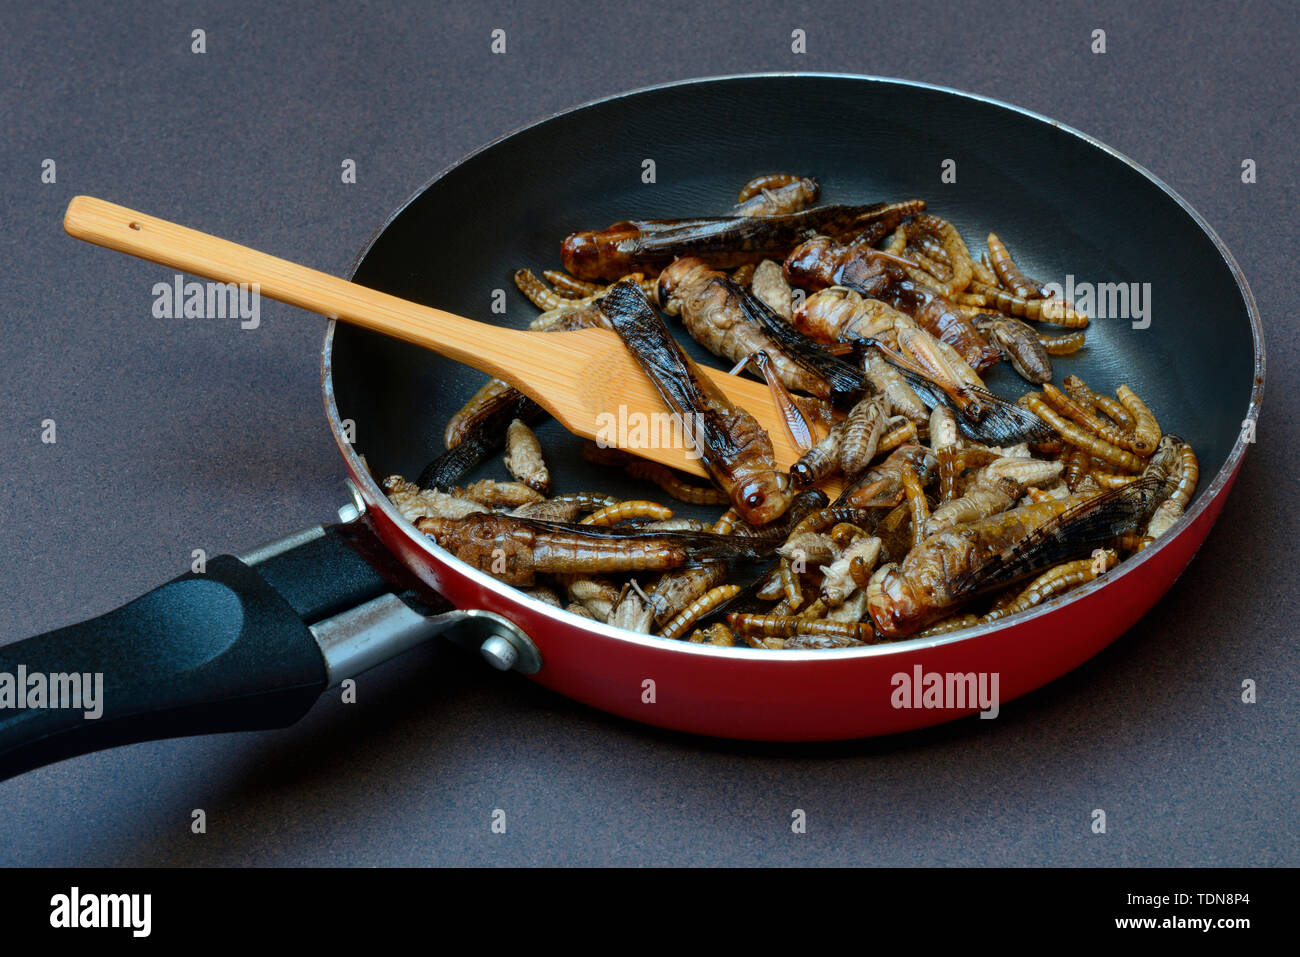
[0,516,543,781]
[0,554,328,781]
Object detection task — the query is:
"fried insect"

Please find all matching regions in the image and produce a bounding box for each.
[381,475,487,522]
[900,463,931,548]
[458,479,545,508]
[419,513,772,586]
[423,377,546,489]
[580,500,675,526]
[687,622,737,646]
[601,281,792,525]
[417,426,505,492]
[511,499,580,523]
[778,532,837,567]
[916,613,982,637]
[657,257,829,396]
[1064,375,1136,430]
[839,394,889,478]
[887,357,1056,446]
[878,418,919,454]
[728,613,873,645]
[985,232,1048,299]
[977,456,1064,487]
[979,550,1118,622]
[516,491,621,519]
[645,562,729,627]
[543,270,603,298]
[609,583,656,632]
[514,268,576,312]
[562,201,924,281]
[836,443,939,508]
[964,281,1089,327]
[503,418,550,494]
[864,350,930,423]
[736,173,817,204]
[845,262,1002,372]
[1145,500,1183,538]
[733,281,867,404]
[973,314,1053,383]
[730,262,756,289]
[731,176,820,216]
[1116,385,1161,454]
[794,286,905,343]
[1062,449,1093,492]
[419,515,684,585]
[922,477,1021,538]
[790,419,846,488]
[737,350,818,451]
[1022,393,1144,471]
[936,448,963,504]
[1040,383,1147,455]
[586,445,733,505]
[751,259,796,320]
[1170,441,1199,510]
[902,214,977,296]
[867,479,1166,636]
[562,574,622,620]
[1038,331,1086,355]
[660,585,743,640]
[446,378,522,449]
[929,404,960,452]
[820,536,882,606]
[529,299,611,331]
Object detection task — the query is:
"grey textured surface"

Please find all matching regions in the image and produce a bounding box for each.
[0,0,1294,866]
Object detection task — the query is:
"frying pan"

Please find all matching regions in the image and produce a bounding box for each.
[0,74,1263,778]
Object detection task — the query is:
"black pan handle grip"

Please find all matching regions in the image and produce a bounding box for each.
[0,555,328,781]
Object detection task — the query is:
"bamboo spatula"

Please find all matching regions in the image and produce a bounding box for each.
[63,196,806,479]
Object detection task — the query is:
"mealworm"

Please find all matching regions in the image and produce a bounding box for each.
[1170,442,1199,510]
[1038,331,1086,355]
[727,612,873,642]
[1116,385,1161,455]
[1041,383,1148,455]
[917,613,981,637]
[1023,394,1144,471]
[985,232,1047,299]
[981,550,1117,622]
[580,500,674,526]
[623,459,731,505]
[543,270,603,297]
[1090,471,1139,489]
[659,584,742,641]
[900,463,930,548]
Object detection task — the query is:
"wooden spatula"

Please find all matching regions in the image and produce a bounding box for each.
[64,196,806,479]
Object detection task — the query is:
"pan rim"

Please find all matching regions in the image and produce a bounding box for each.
[320,71,1264,662]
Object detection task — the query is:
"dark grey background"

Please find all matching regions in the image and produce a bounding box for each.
[1,0,1294,866]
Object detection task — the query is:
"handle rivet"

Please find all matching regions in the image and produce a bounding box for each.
[480,634,520,672]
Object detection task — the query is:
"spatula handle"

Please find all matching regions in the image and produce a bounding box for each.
[62,195,550,375]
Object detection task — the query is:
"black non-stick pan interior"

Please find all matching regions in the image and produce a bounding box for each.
[331,75,1256,519]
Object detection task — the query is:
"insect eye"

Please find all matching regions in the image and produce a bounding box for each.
[746,492,765,508]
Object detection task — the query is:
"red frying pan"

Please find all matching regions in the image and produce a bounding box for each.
[0,75,1263,778]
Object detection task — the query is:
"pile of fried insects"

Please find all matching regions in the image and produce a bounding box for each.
[381,174,1198,647]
